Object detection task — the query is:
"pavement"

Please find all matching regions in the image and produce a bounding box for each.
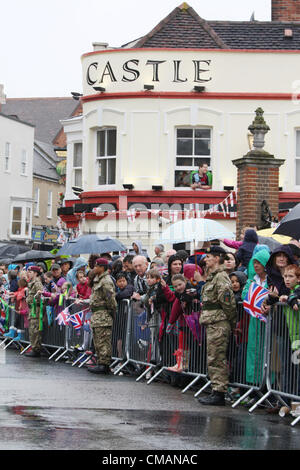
[0,348,300,451]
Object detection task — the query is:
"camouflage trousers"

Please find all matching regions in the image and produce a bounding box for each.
[92,326,112,366]
[28,317,42,353]
[206,320,231,393]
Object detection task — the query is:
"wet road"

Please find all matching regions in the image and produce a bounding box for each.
[0,349,299,450]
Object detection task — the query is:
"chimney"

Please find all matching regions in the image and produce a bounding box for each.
[92,42,109,51]
[0,84,6,112]
[272,0,300,22]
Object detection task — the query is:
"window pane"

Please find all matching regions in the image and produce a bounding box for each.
[195,129,211,138]
[98,159,107,185]
[177,139,193,155]
[296,131,300,157]
[107,159,116,184]
[97,131,106,157]
[12,222,21,235]
[73,143,82,167]
[175,170,191,187]
[296,159,300,185]
[177,129,193,138]
[195,139,210,155]
[194,157,211,167]
[176,157,193,166]
[25,208,31,235]
[13,207,22,221]
[74,169,82,187]
[107,130,116,156]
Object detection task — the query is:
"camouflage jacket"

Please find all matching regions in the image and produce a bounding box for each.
[27,278,43,317]
[90,271,117,328]
[200,266,236,327]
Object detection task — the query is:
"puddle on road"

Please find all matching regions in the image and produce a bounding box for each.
[0,405,299,450]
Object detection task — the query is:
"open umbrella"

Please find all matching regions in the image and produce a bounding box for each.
[158,218,235,244]
[0,244,31,258]
[56,235,127,256]
[273,203,300,240]
[257,228,291,245]
[13,250,56,263]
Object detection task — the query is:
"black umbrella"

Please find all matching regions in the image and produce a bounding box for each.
[0,244,31,258]
[13,250,56,263]
[273,203,300,240]
[56,235,127,255]
[0,258,14,265]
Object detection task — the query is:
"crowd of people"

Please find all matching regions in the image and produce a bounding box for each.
[1,227,300,408]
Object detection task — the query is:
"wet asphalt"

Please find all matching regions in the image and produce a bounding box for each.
[0,348,299,451]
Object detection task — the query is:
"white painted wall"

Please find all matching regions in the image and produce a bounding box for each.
[0,114,34,241]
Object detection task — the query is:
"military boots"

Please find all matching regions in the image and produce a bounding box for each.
[87,364,110,374]
[197,391,225,406]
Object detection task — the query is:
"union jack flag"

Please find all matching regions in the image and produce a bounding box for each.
[243,282,269,323]
[69,311,84,330]
[56,309,70,326]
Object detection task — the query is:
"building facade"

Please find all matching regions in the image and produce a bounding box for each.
[0,113,34,242]
[59,1,300,255]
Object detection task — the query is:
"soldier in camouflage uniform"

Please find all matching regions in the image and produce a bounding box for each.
[25,266,44,357]
[198,246,237,406]
[87,258,117,374]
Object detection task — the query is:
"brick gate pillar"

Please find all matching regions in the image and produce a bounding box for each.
[232,108,285,237]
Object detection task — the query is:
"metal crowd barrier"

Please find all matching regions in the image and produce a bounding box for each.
[228,302,270,409]
[1,295,300,426]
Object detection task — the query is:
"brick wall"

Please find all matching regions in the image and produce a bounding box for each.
[272,0,300,21]
[236,163,280,236]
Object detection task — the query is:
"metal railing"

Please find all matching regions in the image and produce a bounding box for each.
[1,296,299,425]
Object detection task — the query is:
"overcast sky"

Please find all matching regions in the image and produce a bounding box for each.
[0,0,271,98]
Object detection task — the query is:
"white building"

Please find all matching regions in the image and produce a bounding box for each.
[60,1,300,255]
[0,112,34,241]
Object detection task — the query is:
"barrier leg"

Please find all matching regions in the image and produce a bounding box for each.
[231,387,254,409]
[249,390,271,413]
[147,366,165,384]
[78,352,96,368]
[113,359,130,375]
[181,374,202,394]
[20,343,31,355]
[291,415,300,427]
[194,380,211,397]
[136,365,155,382]
[48,347,64,361]
[54,349,68,362]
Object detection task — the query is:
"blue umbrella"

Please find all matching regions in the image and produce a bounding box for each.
[56,235,127,255]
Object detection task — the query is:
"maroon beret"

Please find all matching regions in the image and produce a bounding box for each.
[28,266,41,273]
[95,257,109,266]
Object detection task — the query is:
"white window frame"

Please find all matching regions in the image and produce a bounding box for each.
[10,200,32,240]
[34,187,40,217]
[174,127,212,189]
[21,149,27,176]
[73,142,83,188]
[47,190,53,219]
[4,142,11,173]
[95,127,117,188]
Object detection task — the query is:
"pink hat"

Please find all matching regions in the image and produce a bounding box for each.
[183,263,203,280]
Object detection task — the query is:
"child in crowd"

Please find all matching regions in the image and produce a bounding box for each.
[229,271,248,305]
[4,278,29,340]
[112,272,135,367]
[43,271,57,295]
[278,265,300,397]
[76,270,91,300]
[163,273,198,372]
[115,272,135,302]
